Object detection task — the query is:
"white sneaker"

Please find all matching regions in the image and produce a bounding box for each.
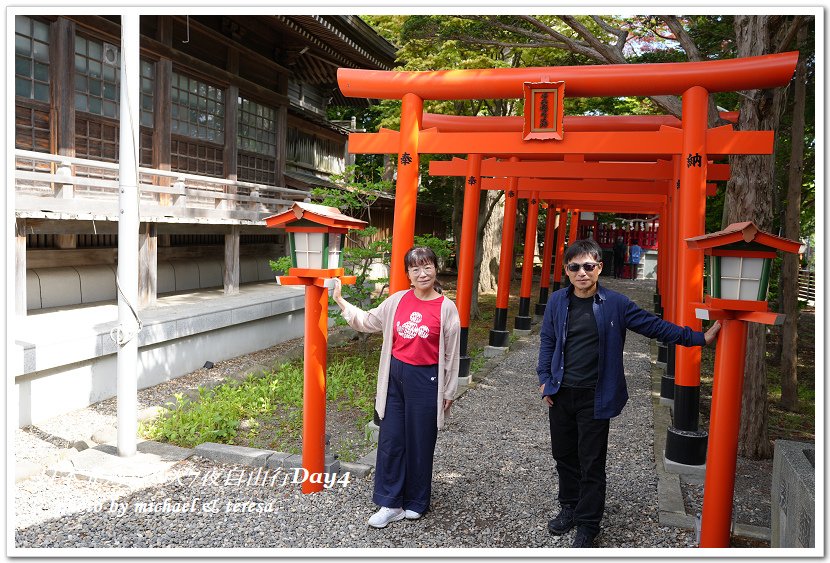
[368,507,405,528]
[404,510,422,520]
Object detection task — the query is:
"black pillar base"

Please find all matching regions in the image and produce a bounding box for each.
[552,281,561,292]
[665,426,708,466]
[657,341,668,364]
[653,293,661,313]
[665,381,707,465]
[660,374,675,400]
[488,329,510,348]
[458,356,471,380]
[515,296,532,329]
[666,343,676,377]
[535,286,549,316]
[514,316,532,330]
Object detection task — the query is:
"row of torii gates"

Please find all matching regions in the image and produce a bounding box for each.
[336,52,798,489]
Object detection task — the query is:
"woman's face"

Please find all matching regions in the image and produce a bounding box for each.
[407,261,437,291]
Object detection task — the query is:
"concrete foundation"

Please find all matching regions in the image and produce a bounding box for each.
[14,283,305,427]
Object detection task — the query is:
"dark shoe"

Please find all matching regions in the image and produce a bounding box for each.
[547,505,575,535]
[571,527,596,548]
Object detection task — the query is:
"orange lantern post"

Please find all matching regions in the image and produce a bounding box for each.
[685,222,803,547]
[265,202,366,494]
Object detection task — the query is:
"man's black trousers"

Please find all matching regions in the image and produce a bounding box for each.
[548,386,610,537]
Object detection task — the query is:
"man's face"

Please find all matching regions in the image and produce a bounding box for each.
[565,253,602,295]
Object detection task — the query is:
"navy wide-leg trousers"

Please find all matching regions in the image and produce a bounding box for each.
[373,356,439,514]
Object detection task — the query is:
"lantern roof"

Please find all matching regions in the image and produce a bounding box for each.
[264,202,367,230]
[685,221,804,254]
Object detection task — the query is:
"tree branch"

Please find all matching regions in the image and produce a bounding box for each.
[560,15,626,63]
[775,15,805,54]
[661,16,704,61]
[590,15,629,57]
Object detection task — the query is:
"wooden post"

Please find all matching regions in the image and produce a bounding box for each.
[50,18,75,158]
[153,58,172,205]
[224,225,240,295]
[139,222,158,307]
[224,47,239,212]
[274,73,289,188]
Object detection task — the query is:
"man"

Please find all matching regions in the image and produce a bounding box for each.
[628,239,643,280]
[536,239,720,548]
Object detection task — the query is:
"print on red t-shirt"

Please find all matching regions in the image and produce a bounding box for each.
[392,290,444,365]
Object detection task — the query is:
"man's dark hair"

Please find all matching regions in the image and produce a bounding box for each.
[631,239,639,246]
[564,239,603,263]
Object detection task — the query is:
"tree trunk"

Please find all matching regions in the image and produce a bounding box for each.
[478,190,504,295]
[728,15,791,460]
[779,23,809,411]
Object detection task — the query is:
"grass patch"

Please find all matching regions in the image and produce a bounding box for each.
[140,355,378,460]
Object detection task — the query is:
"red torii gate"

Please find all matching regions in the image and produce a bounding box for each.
[337,52,798,475]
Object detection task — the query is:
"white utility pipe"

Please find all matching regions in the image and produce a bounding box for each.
[116,11,141,457]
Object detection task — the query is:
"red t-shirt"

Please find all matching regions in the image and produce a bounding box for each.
[392,289,444,365]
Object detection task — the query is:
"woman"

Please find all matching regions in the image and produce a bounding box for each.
[332,246,460,528]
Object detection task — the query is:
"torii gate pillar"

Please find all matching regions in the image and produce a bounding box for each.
[552,209,568,291]
[534,203,558,318]
[514,192,540,333]
[456,154,483,381]
[665,86,709,467]
[487,162,520,352]
[390,93,423,293]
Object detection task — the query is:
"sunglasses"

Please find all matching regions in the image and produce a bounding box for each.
[567,262,601,273]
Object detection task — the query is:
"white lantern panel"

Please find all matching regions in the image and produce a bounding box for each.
[720,278,740,300]
[293,232,308,251]
[293,232,323,268]
[719,256,741,278]
[739,279,761,300]
[328,233,342,268]
[741,257,764,279]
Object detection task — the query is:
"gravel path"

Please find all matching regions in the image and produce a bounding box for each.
[15,304,696,549]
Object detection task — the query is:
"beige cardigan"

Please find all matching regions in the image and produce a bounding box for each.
[340,289,461,429]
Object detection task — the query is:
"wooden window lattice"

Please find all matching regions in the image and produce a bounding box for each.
[171,137,224,177]
[14,16,50,103]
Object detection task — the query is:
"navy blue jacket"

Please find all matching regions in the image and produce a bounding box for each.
[536,283,705,419]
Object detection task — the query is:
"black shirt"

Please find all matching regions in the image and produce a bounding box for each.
[562,292,600,388]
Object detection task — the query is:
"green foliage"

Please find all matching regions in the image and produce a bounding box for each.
[269,256,291,275]
[140,364,304,448]
[140,357,377,459]
[414,234,454,262]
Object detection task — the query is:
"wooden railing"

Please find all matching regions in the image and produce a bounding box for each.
[798,269,815,302]
[14,149,310,223]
